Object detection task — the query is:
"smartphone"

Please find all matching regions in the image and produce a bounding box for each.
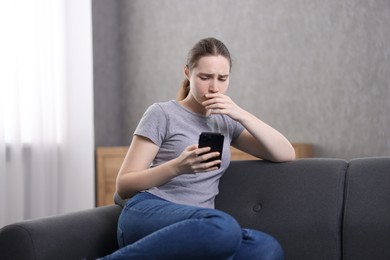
[198,132,224,168]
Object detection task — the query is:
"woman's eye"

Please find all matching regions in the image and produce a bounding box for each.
[200,76,209,80]
[219,77,227,82]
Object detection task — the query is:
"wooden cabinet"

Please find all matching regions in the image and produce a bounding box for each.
[96,143,312,206]
[96,147,128,207]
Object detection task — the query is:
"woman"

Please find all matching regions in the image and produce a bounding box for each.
[104,37,295,259]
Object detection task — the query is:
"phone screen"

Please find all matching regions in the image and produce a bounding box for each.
[198,132,224,168]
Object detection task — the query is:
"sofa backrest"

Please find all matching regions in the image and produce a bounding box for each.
[343,157,390,260]
[216,159,348,260]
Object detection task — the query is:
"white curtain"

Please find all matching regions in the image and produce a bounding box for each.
[0,0,94,227]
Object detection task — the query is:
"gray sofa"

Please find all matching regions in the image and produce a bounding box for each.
[1,157,390,260]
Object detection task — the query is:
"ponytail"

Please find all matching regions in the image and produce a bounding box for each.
[176,78,190,101]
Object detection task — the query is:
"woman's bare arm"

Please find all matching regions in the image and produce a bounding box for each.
[203,93,295,162]
[232,110,295,162]
[116,135,222,199]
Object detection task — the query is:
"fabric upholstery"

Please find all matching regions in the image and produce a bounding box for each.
[343,157,390,260]
[1,157,390,260]
[215,159,348,260]
[0,205,122,260]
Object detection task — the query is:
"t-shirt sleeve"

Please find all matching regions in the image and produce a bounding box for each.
[134,103,167,146]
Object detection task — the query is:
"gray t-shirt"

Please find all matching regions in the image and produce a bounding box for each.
[134,100,244,208]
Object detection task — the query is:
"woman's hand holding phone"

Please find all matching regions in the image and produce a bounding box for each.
[198,132,224,168]
[174,133,224,174]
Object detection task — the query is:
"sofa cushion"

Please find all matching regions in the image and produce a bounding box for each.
[215,159,348,260]
[343,157,390,260]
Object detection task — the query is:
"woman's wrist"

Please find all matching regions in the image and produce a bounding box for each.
[165,158,182,177]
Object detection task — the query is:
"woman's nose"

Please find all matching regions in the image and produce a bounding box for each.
[209,80,219,93]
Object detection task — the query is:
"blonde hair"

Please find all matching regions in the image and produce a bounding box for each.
[176,37,232,101]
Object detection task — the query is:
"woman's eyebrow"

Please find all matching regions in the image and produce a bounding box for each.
[198,72,229,77]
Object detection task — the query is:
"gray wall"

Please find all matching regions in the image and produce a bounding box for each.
[93,0,390,160]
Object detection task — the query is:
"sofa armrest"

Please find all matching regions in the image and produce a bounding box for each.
[0,204,122,260]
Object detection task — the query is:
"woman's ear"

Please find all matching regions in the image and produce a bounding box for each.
[184,65,190,79]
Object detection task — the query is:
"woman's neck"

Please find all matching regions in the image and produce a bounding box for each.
[179,95,207,116]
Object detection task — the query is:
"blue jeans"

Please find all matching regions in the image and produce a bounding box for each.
[102,192,284,260]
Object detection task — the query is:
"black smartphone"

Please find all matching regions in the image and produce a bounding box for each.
[198,132,224,168]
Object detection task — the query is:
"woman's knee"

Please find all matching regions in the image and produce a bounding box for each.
[237,229,284,260]
[264,235,284,260]
[201,209,242,253]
